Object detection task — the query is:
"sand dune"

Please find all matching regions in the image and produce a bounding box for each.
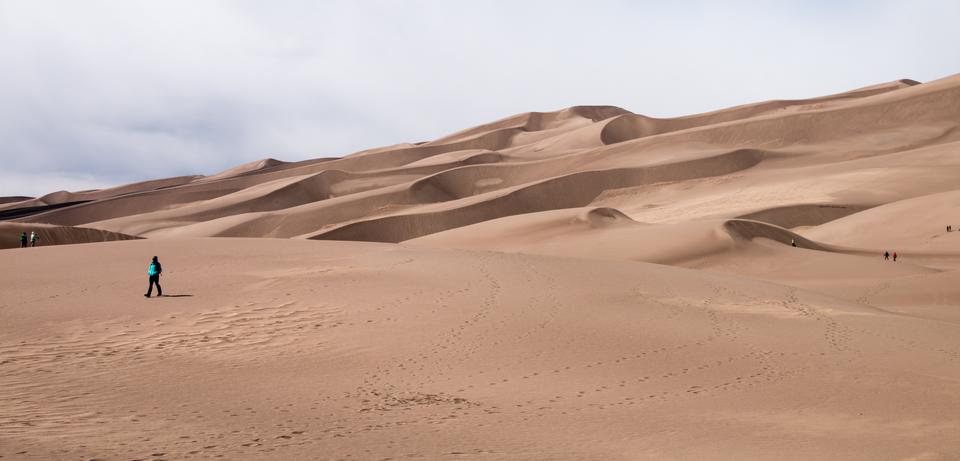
[408,208,848,264]
[429,105,629,146]
[13,75,960,242]
[0,176,202,221]
[597,77,920,146]
[735,204,872,229]
[407,207,735,264]
[310,148,764,242]
[3,75,960,459]
[801,189,960,251]
[0,222,138,249]
[0,196,32,206]
[1,175,200,212]
[199,158,286,182]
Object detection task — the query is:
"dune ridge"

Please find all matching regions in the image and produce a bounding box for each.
[310,148,765,242]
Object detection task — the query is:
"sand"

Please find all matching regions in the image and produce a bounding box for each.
[2,75,960,459]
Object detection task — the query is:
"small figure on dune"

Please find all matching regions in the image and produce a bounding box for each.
[948,225,952,232]
[144,256,163,298]
[884,251,890,260]
[30,231,39,247]
[791,238,797,247]
[893,251,898,262]
[19,232,27,248]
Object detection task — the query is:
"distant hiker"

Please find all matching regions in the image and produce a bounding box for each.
[144,256,163,298]
[19,232,27,248]
[791,239,797,247]
[30,231,39,247]
[948,225,952,232]
[893,251,898,262]
[884,251,890,260]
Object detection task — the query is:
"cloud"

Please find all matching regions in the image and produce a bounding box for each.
[0,0,958,196]
[0,171,113,198]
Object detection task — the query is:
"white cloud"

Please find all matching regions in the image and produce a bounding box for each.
[0,171,113,198]
[0,0,958,196]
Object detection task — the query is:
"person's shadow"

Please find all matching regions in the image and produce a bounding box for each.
[159,294,194,298]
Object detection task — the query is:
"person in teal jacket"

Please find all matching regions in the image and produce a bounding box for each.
[144,256,163,298]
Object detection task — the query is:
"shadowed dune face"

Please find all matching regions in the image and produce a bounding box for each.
[735,204,872,229]
[0,222,138,249]
[4,77,960,460]
[0,196,33,206]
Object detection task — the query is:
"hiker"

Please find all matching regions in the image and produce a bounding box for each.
[791,238,797,247]
[893,251,898,262]
[144,256,162,298]
[30,231,39,247]
[884,251,890,260]
[949,225,952,232]
[19,232,27,248]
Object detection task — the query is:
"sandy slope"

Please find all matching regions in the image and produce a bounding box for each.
[3,75,960,459]
[800,189,960,251]
[0,222,138,249]
[2,239,959,461]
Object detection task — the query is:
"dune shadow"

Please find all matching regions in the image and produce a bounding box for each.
[160,294,194,298]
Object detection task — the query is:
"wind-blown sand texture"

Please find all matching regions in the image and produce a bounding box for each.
[2,75,960,460]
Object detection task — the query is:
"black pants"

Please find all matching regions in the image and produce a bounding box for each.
[20,241,27,248]
[147,275,162,297]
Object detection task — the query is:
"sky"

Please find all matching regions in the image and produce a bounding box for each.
[1,0,958,197]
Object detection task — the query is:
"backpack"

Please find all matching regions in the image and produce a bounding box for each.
[148,263,157,276]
